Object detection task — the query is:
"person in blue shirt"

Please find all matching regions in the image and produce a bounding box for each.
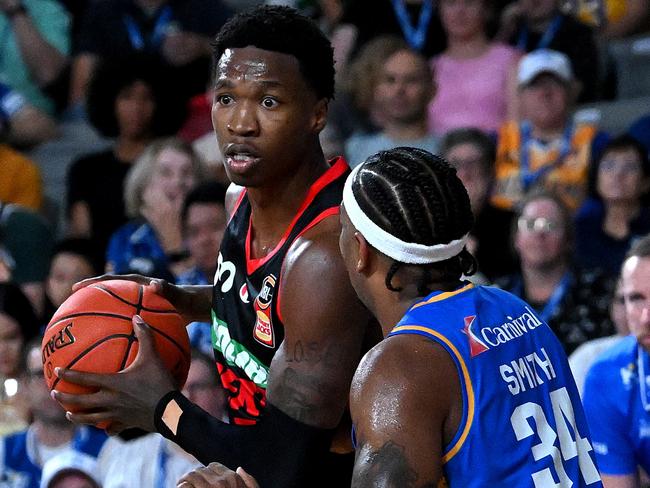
[583,233,650,488]
[178,147,602,487]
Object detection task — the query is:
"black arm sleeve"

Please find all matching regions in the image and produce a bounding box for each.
[154,391,335,487]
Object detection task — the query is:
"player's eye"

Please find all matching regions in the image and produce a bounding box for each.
[261,97,278,108]
[215,94,234,105]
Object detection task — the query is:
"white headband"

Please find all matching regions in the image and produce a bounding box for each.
[343,165,468,264]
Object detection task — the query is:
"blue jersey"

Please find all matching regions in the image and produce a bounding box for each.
[582,335,650,475]
[0,426,106,488]
[389,283,602,487]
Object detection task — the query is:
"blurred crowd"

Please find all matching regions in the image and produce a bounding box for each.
[0,0,649,486]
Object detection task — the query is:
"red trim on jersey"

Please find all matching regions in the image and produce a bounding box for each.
[275,206,341,324]
[245,157,348,275]
[227,189,247,225]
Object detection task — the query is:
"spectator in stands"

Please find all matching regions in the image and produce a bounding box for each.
[0,0,70,115]
[497,191,615,354]
[0,283,39,436]
[569,277,629,395]
[332,35,408,143]
[106,138,209,282]
[491,49,608,212]
[344,46,438,167]
[440,127,518,281]
[0,79,57,148]
[97,349,225,487]
[69,0,232,108]
[582,234,650,486]
[0,143,42,211]
[40,451,101,488]
[562,0,650,38]
[66,56,185,262]
[428,0,520,136]
[42,239,101,324]
[0,202,54,316]
[177,182,227,355]
[575,135,650,275]
[0,338,107,488]
[496,0,600,102]
[339,0,446,58]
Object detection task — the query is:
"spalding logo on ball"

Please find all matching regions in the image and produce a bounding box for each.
[42,279,191,423]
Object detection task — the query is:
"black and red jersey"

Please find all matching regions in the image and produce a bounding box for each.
[211,158,349,425]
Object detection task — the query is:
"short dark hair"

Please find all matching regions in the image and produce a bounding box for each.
[87,54,186,138]
[626,233,650,260]
[589,134,650,199]
[181,181,228,227]
[51,238,103,275]
[350,147,476,295]
[440,127,497,176]
[212,5,335,100]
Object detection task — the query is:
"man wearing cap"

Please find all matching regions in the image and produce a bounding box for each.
[491,49,608,212]
[583,234,650,488]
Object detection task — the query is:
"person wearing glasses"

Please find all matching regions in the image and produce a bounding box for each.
[496,191,616,354]
[574,135,650,276]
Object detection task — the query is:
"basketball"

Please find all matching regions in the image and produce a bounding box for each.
[42,279,191,419]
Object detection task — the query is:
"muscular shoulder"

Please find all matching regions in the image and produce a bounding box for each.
[351,334,458,431]
[224,184,245,217]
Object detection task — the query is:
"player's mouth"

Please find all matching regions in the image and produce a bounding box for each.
[224,144,261,174]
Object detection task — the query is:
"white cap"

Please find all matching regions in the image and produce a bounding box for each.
[40,451,101,488]
[518,49,573,87]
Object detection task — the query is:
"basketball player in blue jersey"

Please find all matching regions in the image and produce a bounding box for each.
[51,6,373,487]
[179,147,603,488]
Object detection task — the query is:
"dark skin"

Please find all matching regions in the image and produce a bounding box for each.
[179,206,464,487]
[53,48,371,438]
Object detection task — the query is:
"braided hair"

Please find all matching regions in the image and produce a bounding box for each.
[350,147,476,295]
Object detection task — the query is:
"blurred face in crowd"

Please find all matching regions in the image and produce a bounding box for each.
[597,148,648,205]
[439,0,487,39]
[622,255,650,352]
[182,357,227,419]
[115,80,156,140]
[374,49,433,126]
[185,202,227,276]
[151,148,197,203]
[0,313,23,377]
[519,74,570,130]
[26,343,67,424]
[515,197,568,269]
[521,0,558,23]
[46,253,96,309]
[444,142,491,215]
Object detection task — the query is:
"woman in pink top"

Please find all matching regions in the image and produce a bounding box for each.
[428,0,521,136]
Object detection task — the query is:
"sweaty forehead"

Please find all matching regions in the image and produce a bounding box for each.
[216,47,301,84]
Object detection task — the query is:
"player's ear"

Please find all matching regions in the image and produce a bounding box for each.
[311,98,328,133]
[354,232,371,273]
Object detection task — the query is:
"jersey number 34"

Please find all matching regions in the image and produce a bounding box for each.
[510,387,601,487]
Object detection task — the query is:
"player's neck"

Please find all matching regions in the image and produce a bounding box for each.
[247,151,329,255]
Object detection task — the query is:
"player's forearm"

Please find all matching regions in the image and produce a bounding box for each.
[155,391,334,487]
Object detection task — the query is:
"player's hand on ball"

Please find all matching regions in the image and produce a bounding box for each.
[177,463,259,488]
[72,274,195,321]
[51,315,176,434]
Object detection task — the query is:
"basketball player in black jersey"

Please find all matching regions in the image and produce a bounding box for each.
[52,6,373,487]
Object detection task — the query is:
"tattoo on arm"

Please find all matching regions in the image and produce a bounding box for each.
[270,367,324,424]
[352,441,437,488]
